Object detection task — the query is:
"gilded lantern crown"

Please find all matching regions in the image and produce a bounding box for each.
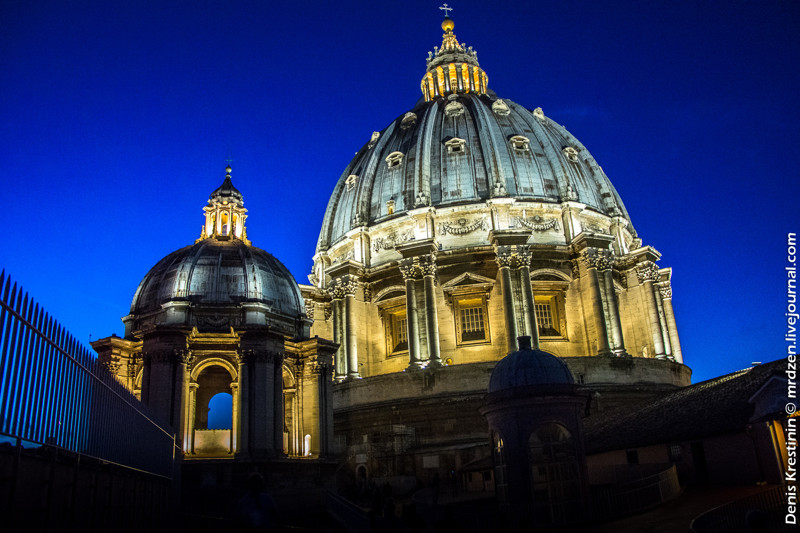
[421,17,488,101]
[199,165,250,245]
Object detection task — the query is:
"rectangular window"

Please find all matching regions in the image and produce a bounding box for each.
[460,306,485,341]
[390,310,408,353]
[535,296,562,337]
[455,296,489,345]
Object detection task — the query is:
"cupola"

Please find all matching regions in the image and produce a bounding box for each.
[198,165,250,244]
[420,10,489,101]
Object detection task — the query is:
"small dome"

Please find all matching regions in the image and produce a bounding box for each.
[130,239,304,318]
[488,337,574,393]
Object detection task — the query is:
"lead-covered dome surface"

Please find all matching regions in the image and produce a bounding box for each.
[130,239,305,318]
[318,93,633,250]
[488,337,575,393]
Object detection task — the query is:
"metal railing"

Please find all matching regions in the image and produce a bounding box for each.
[0,270,175,477]
[591,464,682,520]
[690,484,794,533]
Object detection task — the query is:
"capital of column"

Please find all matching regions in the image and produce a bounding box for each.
[143,348,193,365]
[100,360,122,375]
[657,283,673,299]
[418,254,437,277]
[579,248,613,271]
[328,276,359,300]
[636,261,661,284]
[399,258,424,281]
[495,245,531,269]
[238,349,282,364]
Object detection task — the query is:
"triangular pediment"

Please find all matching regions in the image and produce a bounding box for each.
[442,272,495,289]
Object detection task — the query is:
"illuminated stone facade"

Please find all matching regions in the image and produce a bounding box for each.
[304,18,691,481]
[93,168,336,459]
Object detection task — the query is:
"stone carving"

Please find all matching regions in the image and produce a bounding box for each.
[368,131,380,148]
[196,313,240,330]
[495,246,531,269]
[584,222,610,235]
[418,255,438,277]
[352,212,365,226]
[580,249,614,270]
[304,299,315,320]
[562,184,578,202]
[415,191,430,207]
[493,181,507,197]
[399,255,436,281]
[363,283,372,303]
[492,99,510,116]
[636,262,661,284]
[101,360,122,375]
[323,304,332,321]
[240,349,281,364]
[345,174,358,191]
[659,285,673,299]
[516,215,560,232]
[562,146,579,163]
[445,100,464,117]
[533,107,545,120]
[144,349,193,364]
[332,250,355,265]
[329,277,358,299]
[439,217,487,236]
[372,230,413,253]
[400,112,417,129]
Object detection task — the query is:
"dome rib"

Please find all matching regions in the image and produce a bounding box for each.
[316,94,635,249]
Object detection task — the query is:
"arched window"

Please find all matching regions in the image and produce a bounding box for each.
[528,423,582,525]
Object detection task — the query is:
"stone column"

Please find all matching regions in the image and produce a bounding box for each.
[330,276,360,379]
[599,255,627,356]
[636,262,666,358]
[273,354,284,455]
[186,382,198,454]
[654,283,673,357]
[236,352,249,456]
[174,350,192,451]
[230,382,238,454]
[496,249,519,353]
[580,250,612,356]
[516,246,540,349]
[400,260,423,369]
[330,295,346,381]
[420,255,442,367]
[659,285,683,363]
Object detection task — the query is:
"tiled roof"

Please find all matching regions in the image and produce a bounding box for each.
[584,359,787,454]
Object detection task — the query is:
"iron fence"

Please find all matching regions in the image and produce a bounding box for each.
[690,484,793,533]
[0,270,175,477]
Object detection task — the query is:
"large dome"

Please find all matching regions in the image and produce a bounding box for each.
[317,92,633,253]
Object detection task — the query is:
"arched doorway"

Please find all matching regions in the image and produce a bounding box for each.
[188,358,237,456]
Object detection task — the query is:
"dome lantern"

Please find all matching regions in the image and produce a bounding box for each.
[421,11,488,101]
[198,165,250,244]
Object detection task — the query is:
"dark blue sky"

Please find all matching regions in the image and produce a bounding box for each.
[1,0,797,383]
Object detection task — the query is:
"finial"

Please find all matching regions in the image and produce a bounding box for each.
[439,3,453,18]
[225,165,232,176]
